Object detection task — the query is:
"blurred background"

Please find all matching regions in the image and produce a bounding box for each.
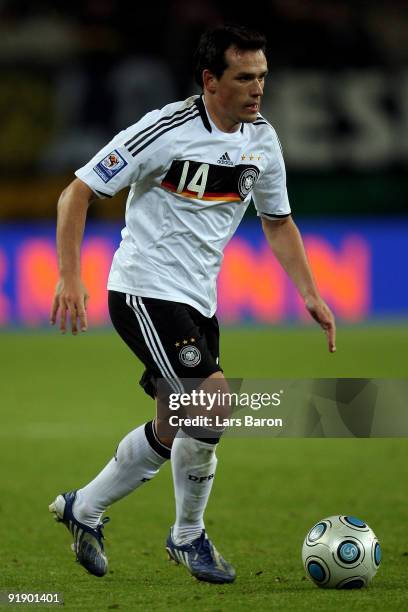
[1,0,407,327]
[2,5,408,606]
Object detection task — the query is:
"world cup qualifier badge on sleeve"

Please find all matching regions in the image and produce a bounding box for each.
[93,150,128,183]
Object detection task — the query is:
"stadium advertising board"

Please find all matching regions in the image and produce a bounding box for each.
[0,219,406,327]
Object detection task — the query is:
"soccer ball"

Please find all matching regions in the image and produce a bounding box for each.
[302,515,381,589]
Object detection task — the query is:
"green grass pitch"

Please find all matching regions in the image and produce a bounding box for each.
[1,324,408,610]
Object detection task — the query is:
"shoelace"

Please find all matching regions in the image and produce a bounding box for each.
[95,517,110,540]
[194,534,214,564]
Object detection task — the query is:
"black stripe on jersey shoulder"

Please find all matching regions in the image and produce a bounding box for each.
[256,112,271,122]
[253,114,270,127]
[127,106,198,154]
[129,111,200,157]
[260,212,291,219]
[253,113,273,128]
[254,115,284,155]
[125,103,197,148]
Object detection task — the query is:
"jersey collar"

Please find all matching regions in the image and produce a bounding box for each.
[194,95,212,132]
[194,95,244,134]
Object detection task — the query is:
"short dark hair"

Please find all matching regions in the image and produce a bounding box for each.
[194,24,267,88]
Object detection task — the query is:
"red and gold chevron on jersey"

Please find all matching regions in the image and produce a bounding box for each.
[161,181,241,202]
[161,159,260,203]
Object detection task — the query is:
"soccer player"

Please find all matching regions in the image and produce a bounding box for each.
[49,25,336,584]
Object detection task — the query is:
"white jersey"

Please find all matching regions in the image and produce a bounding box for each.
[75,95,291,317]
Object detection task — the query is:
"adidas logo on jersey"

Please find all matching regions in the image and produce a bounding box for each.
[217,152,233,166]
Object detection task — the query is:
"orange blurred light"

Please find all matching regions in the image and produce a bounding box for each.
[218,234,370,322]
[297,235,370,321]
[16,238,113,325]
[14,234,370,326]
[81,238,113,324]
[17,240,58,325]
[218,238,286,322]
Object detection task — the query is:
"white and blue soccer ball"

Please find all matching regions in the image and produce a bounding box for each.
[302,515,381,589]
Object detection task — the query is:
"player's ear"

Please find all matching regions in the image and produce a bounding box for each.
[203,69,217,94]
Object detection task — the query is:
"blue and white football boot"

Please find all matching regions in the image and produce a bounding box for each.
[166,528,236,584]
[49,490,109,577]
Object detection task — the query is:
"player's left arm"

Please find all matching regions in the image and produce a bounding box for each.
[261,215,336,353]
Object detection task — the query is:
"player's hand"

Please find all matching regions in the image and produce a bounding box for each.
[305,296,336,353]
[50,278,89,335]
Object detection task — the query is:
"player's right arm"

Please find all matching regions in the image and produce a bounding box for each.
[50,178,95,335]
[50,101,187,334]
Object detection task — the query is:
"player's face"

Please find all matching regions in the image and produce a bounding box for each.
[205,46,268,132]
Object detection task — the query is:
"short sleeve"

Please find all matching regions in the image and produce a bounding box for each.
[252,129,291,220]
[75,109,163,198]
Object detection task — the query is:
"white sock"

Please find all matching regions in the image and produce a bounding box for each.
[73,421,169,528]
[171,435,217,545]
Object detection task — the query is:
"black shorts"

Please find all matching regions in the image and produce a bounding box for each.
[108,291,222,398]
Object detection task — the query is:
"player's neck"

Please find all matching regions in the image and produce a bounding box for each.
[203,94,241,134]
